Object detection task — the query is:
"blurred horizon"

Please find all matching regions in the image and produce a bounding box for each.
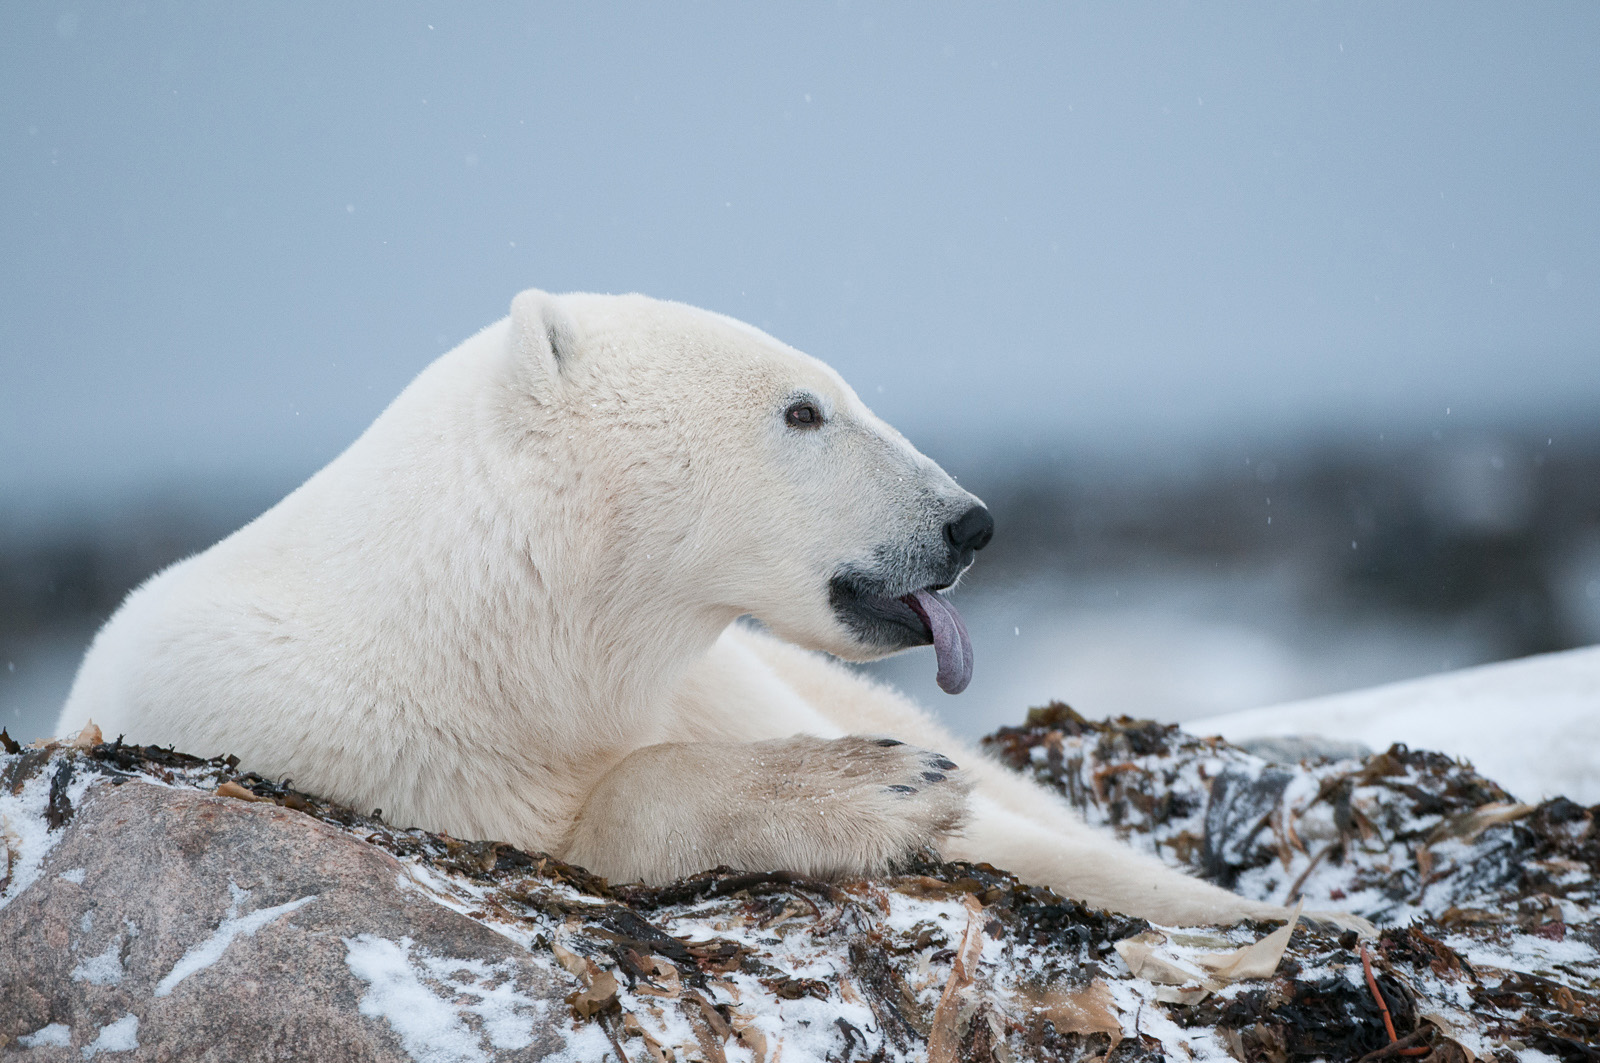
[5,3,1599,502]
[3,3,1598,744]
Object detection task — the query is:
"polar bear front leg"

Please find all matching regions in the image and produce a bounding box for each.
[563,736,970,885]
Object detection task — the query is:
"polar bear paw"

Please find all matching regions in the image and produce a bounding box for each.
[809,735,973,864]
[728,734,972,881]
[564,734,972,885]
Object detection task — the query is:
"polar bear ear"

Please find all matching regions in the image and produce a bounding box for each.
[509,288,581,390]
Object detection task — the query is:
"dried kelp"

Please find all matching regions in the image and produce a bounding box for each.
[986,703,1599,1060]
[1,712,1593,1061]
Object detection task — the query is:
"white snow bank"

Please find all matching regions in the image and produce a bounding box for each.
[1189,644,1600,804]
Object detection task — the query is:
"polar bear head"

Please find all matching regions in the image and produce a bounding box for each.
[504,289,993,692]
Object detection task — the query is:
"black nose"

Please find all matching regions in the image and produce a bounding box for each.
[944,505,994,554]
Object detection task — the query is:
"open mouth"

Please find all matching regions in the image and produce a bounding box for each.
[828,575,974,694]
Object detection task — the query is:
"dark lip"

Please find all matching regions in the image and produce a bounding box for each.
[828,572,936,650]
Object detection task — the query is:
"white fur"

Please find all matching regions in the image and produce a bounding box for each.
[60,291,1366,931]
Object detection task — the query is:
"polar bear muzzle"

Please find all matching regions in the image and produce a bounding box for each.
[827,501,991,694]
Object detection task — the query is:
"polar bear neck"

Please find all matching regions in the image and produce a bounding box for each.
[249,319,736,755]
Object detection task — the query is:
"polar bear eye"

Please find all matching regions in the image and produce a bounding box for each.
[784,401,824,430]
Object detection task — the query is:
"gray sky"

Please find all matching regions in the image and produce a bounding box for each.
[3,3,1597,503]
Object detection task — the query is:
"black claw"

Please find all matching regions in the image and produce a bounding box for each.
[874,738,904,747]
[921,772,946,783]
[928,757,958,770]
[886,784,918,794]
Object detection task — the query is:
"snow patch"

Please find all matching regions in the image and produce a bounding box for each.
[153,881,316,997]
[1105,978,1235,1062]
[1445,932,1600,980]
[17,1023,72,1047]
[0,764,99,911]
[81,1013,139,1057]
[343,934,553,1063]
[71,939,125,986]
[393,857,587,954]
[59,867,86,884]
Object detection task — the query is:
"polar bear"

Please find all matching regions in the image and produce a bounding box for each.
[60,290,1363,931]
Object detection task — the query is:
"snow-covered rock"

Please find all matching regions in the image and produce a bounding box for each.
[1189,644,1600,805]
[1,716,1595,1061]
[0,747,580,1061]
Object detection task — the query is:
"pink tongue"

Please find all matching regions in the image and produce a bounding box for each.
[902,590,973,695]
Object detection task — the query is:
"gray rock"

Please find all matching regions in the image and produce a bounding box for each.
[0,780,573,1061]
